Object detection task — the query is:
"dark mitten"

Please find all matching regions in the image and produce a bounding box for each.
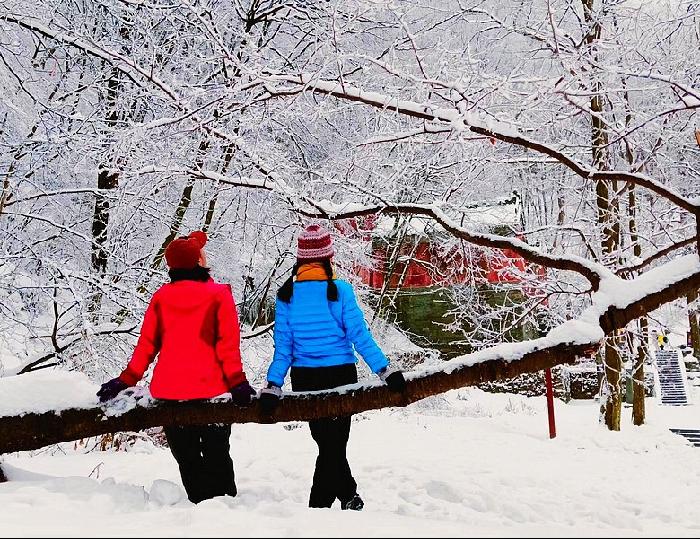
[230,379,256,406]
[259,383,283,415]
[97,377,129,403]
[379,367,407,393]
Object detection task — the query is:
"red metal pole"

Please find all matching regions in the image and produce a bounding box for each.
[545,368,556,439]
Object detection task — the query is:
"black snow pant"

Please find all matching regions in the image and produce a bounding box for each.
[163,424,236,503]
[291,363,358,508]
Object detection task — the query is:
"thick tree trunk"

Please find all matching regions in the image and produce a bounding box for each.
[3,267,699,455]
[628,183,646,425]
[633,317,648,426]
[0,340,589,454]
[603,338,622,430]
[90,67,122,311]
[688,288,700,359]
[91,167,119,274]
[583,0,621,430]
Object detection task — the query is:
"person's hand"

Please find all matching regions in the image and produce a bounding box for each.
[378,367,407,393]
[259,383,283,415]
[230,379,256,406]
[97,377,129,403]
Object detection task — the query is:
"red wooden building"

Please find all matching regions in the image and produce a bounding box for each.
[337,192,545,295]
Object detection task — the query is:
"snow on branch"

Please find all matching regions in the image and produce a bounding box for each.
[1,254,698,454]
[135,166,607,289]
[309,201,608,290]
[264,74,699,214]
[616,237,697,277]
[3,13,182,103]
[8,13,695,216]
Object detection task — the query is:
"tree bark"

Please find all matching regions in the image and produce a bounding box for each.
[603,337,622,430]
[688,288,700,359]
[203,141,236,232]
[2,265,699,455]
[91,167,119,275]
[582,0,622,430]
[0,340,589,454]
[633,317,648,426]
[0,168,12,218]
[150,139,210,271]
[629,180,646,425]
[90,63,123,312]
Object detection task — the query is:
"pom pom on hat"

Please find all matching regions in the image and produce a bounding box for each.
[188,230,208,249]
[297,224,334,262]
[165,231,207,270]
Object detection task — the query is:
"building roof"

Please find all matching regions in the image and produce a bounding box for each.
[373,192,522,238]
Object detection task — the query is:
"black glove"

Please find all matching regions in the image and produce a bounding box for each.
[259,383,283,415]
[379,367,407,393]
[230,379,256,406]
[97,377,129,403]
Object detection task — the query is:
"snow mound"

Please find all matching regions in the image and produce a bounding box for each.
[0,369,99,417]
[149,479,186,506]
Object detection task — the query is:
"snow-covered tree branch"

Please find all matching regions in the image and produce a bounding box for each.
[1,0,698,440]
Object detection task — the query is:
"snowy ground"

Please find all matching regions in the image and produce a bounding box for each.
[2,386,700,537]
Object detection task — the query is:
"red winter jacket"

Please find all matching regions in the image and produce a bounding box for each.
[118,280,246,400]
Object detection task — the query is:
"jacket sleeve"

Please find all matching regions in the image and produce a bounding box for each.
[119,295,162,386]
[340,283,389,374]
[267,298,293,387]
[216,285,246,388]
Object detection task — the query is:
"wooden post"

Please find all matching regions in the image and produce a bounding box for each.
[545,368,556,438]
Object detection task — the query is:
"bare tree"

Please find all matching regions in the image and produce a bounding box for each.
[1,1,698,437]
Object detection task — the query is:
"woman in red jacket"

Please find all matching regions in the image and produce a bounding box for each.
[97,231,255,503]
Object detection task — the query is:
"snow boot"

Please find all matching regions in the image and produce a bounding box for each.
[341,493,364,511]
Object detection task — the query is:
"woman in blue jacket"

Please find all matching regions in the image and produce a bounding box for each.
[260,224,406,510]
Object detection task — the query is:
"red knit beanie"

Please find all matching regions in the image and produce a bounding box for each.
[297,224,334,263]
[164,231,208,269]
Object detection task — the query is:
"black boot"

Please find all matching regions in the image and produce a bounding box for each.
[341,493,364,511]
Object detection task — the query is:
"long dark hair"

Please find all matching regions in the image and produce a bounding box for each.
[169,265,211,283]
[277,259,338,303]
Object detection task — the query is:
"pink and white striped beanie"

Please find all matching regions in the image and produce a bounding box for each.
[297,224,334,262]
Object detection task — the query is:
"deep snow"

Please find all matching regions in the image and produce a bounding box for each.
[2,387,700,537]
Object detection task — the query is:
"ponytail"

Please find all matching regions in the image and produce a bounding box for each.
[323,259,338,302]
[277,263,298,303]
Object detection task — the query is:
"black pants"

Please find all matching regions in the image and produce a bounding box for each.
[291,363,358,508]
[163,424,236,503]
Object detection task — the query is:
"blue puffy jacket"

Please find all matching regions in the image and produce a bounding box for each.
[266,279,389,387]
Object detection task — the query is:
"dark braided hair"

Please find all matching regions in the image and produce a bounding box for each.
[277,263,298,303]
[322,258,338,301]
[277,260,339,303]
